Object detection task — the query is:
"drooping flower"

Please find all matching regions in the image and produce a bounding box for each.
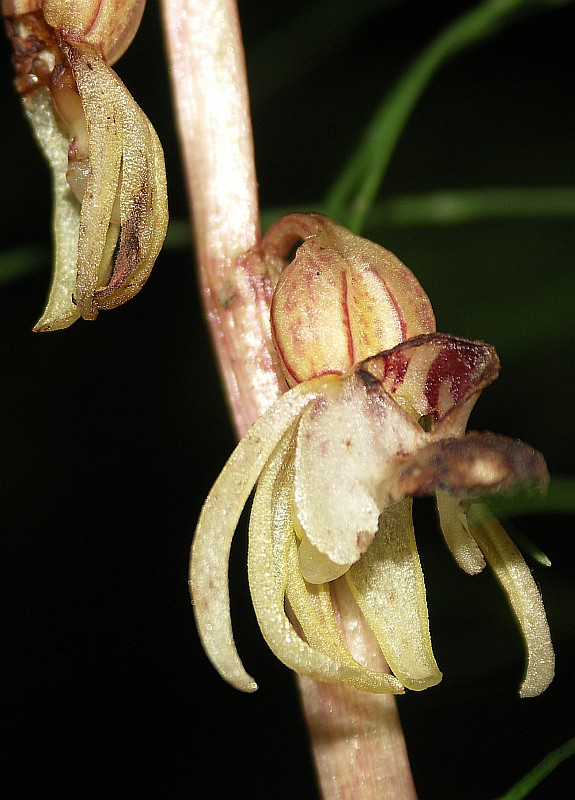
[3,0,168,330]
[190,214,554,698]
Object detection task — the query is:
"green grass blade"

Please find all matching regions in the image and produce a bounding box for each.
[496,736,575,800]
[363,187,575,228]
[487,477,575,519]
[324,0,573,231]
[259,186,575,233]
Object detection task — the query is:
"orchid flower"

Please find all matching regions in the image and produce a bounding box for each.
[2,0,168,330]
[191,214,554,699]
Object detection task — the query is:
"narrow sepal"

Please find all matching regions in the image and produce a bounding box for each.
[24,88,82,331]
[190,380,325,692]
[467,504,555,697]
[436,490,486,574]
[62,42,168,321]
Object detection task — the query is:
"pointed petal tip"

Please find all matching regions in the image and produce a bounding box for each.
[519,650,555,699]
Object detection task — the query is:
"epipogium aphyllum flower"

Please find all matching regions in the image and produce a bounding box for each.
[2,0,168,330]
[191,214,554,698]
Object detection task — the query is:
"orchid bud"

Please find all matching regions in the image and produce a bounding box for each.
[267,214,436,386]
[42,0,145,65]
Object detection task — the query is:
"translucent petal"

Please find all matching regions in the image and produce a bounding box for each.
[436,490,486,574]
[467,504,554,697]
[190,379,325,692]
[249,424,404,694]
[347,499,442,691]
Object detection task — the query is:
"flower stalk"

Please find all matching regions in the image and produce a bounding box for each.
[160,0,418,796]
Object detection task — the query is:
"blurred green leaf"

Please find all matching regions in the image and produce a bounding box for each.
[0,245,48,285]
[363,187,575,227]
[324,0,575,231]
[248,0,401,102]
[487,477,575,519]
[260,186,575,232]
[496,736,575,800]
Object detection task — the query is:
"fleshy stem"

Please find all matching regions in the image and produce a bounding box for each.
[160,1,416,798]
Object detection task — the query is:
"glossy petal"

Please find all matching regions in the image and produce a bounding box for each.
[467,504,555,697]
[347,499,442,690]
[190,378,329,692]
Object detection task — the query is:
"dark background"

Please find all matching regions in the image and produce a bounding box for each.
[1,1,574,797]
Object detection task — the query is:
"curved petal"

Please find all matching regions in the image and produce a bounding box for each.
[249,423,403,694]
[347,499,442,691]
[62,42,122,318]
[286,537,403,692]
[467,504,554,697]
[93,69,168,311]
[62,41,168,320]
[190,379,325,692]
[436,490,485,574]
[25,89,82,332]
[297,532,352,583]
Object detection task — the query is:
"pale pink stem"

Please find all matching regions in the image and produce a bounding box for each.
[160,1,417,797]
[161,0,284,436]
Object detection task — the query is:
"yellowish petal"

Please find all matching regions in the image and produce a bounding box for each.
[347,499,442,691]
[297,533,352,583]
[61,43,122,318]
[190,379,327,692]
[95,71,168,311]
[62,41,168,320]
[249,423,403,694]
[286,532,403,692]
[467,504,554,697]
[436,490,486,574]
[25,88,82,332]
